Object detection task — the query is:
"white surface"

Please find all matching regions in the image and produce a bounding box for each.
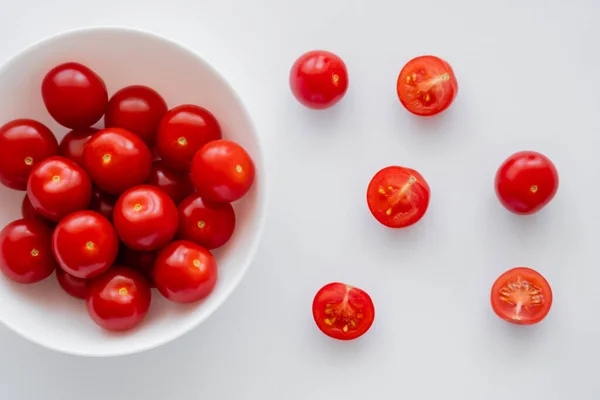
[0,0,599,398]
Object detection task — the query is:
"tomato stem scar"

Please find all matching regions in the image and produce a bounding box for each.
[235,165,242,173]
[193,259,201,268]
[134,204,142,211]
[530,185,538,193]
[197,221,206,229]
[103,154,111,163]
[31,248,39,256]
[119,288,128,295]
[86,241,94,250]
[24,157,33,166]
[177,137,187,146]
[52,175,60,183]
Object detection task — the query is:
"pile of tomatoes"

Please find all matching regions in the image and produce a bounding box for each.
[0,62,255,332]
[291,50,558,340]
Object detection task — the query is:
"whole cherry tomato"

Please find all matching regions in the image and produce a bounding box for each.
[56,267,89,299]
[154,240,218,304]
[118,247,158,287]
[83,128,152,194]
[155,104,222,171]
[0,219,56,283]
[86,266,151,332]
[52,210,119,279]
[178,194,235,249]
[396,55,458,116]
[113,185,178,251]
[27,156,92,222]
[0,119,59,190]
[42,62,108,129]
[495,151,559,215]
[104,85,168,144]
[146,160,194,204]
[58,128,98,167]
[88,186,118,221]
[289,50,349,110]
[21,194,54,226]
[191,140,255,203]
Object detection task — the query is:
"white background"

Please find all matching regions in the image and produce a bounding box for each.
[1,0,599,398]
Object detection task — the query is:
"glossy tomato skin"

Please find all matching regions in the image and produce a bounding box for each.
[178,194,235,249]
[27,156,92,222]
[58,128,98,167]
[88,186,118,221]
[86,266,151,332]
[52,210,119,279]
[191,140,255,203]
[147,160,194,204]
[56,267,89,299]
[156,104,222,171]
[495,151,559,215]
[118,247,158,287]
[491,267,553,325]
[21,194,54,226]
[289,50,349,110]
[0,219,56,283]
[83,128,152,195]
[113,185,178,251]
[0,119,59,190]
[104,85,168,144]
[366,166,430,228]
[154,240,218,303]
[42,62,108,129]
[312,282,375,340]
[397,55,458,116]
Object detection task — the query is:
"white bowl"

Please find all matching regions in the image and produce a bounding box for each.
[0,27,266,357]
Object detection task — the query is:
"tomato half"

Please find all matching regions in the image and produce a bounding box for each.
[495,151,559,215]
[56,267,89,299]
[58,128,98,167]
[177,194,236,249]
[312,282,375,340]
[396,55,458,116]
[366,166,430,228]
[491,267,552,325]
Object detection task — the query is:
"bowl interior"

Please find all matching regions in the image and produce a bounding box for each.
[0,28,265,356]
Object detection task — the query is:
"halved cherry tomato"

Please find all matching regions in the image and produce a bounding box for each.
[177,194,236,249]
[366,166,430,228]
[495,151,559,215]
[58,128,98,167]
[396,55,458,116]
[56,267,89,299]
[146,160,194,204]
[312,282,375,340]
[491,267,552,325]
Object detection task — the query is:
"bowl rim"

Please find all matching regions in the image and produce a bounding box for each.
[0,25,268,357]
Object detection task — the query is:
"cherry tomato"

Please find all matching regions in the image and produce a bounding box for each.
[366,166,430,228]
[105,85,168,144]
[86,266,151,332]
[83,128,152,195]
[147,160,194,204]
[495,151,559,215]
[154,240,218,304]
[21,194,54,226]
[191,140,255,203]
[113,185,178,251]
[0,219,56,283]
[491,267,552,325]
[396,55,458,116]
[52,210,118,279]
[178,194,235,249]
[0,119,59,190]
[58,128,98,167]
[118,247,158,287]
[312,282,375,341]
[56,267,89,299]
[88,186,118,221]
[289,50,349,109]
[155,104,222,171]
[27,156,92,222]
[41,62,108,129]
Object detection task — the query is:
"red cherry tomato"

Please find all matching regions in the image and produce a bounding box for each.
[289,50,349,109]
[88,186,118,221]
[83,128,152,195]
[27,156,92,222]
[105,85,168,144]
[155,104,222,171]
[491,267,552,325]
[366,166,430,228]
[56,267,89,299]
[86,266,151,332]
[178,194,235,250]
[396,55,458,116]
[154,240,218,304]
[113,185,178,251]
[0,219,56,283]
[58,128,98,167]
[312,282,375,341]
[118,247,158,287]
[41,62,108,129]
[147,160,194,204]
[191,140,255,203]
[52,210,119,279]
[495,151,559,215]
[0,119,59,190]
[21,194,54,226]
